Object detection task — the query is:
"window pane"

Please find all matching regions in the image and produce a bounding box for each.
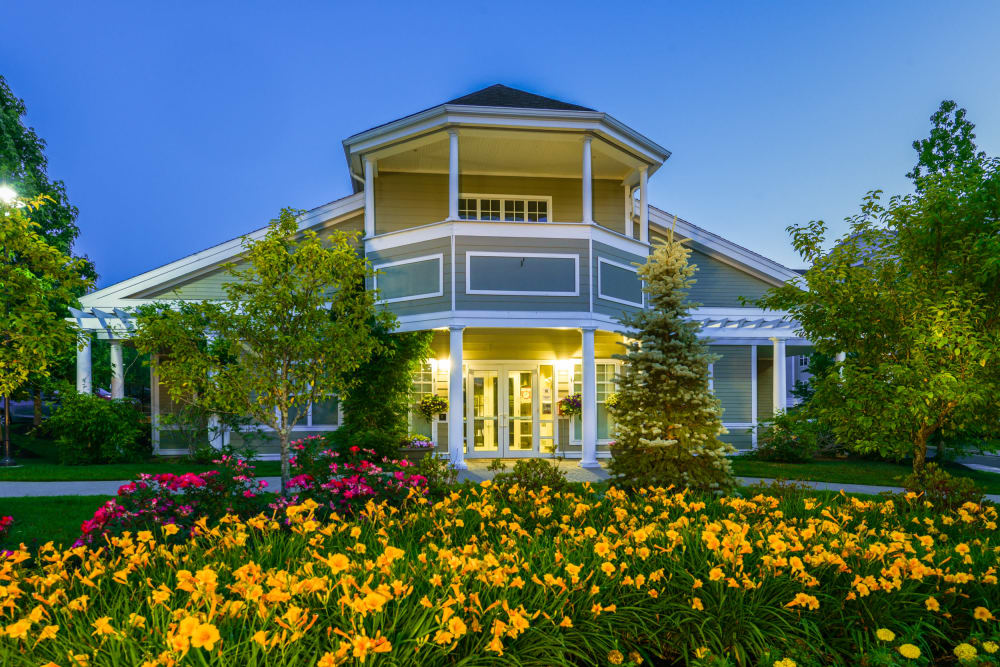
[311,397,340,426]
[459,198,476,220]
[528,200,548,222]
[504,200,525,222]
[480,199,501,221]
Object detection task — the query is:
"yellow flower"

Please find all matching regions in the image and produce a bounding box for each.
[601,562,616,576]
[695,647,709,658]
[925,596,940,611]
[5,619,31,640]
[37,625,59,642]
[91,616,116,636]
[191,623,220,651]
[162,523,180,537]
[876,628,896,642]
[709,567,724,581]
[691,597,704,611]
[955,543,970,555]
[974,606,995,621]
[128,614,146,629]
[629,651,643,665]
[68,654,90,666]
[317,652,339,667]
[170,633,190,654]
[558,616,573,628]
[177,616,201,638]
[608,649,624,665]
[898,644,921,659]
[773,659,797,667]
[252,630,269,647]
[447,617,467,637]
[954,643,977,661]
[984,641,998,654]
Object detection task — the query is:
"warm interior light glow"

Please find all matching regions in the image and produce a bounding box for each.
[437,358,451,373]
[555,359,574,372]
[0,184,18,206]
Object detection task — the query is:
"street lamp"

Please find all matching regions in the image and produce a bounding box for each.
[0,183,19,466]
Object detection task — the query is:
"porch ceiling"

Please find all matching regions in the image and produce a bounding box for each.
[374,129,641,180]
[429,328,625,361]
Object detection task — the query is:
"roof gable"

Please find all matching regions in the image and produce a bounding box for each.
[445,84,593,112]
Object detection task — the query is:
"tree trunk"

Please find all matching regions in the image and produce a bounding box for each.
[913,430,929,474]
[279,429,291,496]
[33,390,43,427]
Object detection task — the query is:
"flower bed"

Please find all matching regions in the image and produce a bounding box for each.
[1,485,997,665]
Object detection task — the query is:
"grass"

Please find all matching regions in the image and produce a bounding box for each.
[0,495,112,551]
[731,456,1000,494]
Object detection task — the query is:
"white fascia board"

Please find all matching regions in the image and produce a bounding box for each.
[80,193,364,307]
[648,206,801,286]
[366,220,649,256]
[390,310,629,334]
[343,105,670,174]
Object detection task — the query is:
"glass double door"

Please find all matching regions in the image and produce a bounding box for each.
[467,365,538,457]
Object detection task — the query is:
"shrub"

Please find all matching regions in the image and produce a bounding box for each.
[490,457,569,492]
[281,434,428,515]
[3,486,998,665]
[413,452,459,498]
[45,392,149,464]
[752,412,819,462]
[75,455,268,546]
[903,462,986,510]
[0,516,12,541]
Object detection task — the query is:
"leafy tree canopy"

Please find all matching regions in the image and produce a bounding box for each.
[0,197,93,398]
[759,101,1000,471]
[133,209,389,491]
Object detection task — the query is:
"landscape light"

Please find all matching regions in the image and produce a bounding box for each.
[0,183,18,206]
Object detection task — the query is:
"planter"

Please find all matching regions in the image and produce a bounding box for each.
[398,447,433,465]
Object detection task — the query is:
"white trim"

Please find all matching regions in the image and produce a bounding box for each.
[372,253,444,303]
[465,251,580,297]
[750,345,758,447]
[365,220,649,257]
[649,206,800,285]
[596,257,644,308]
[458,193,554,222]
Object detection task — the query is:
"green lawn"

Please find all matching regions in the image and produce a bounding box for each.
[731,456,1000,494]
[0,457,282,481]
[0,495,112,551]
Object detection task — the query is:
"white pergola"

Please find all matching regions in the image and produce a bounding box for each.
[67,306,136,399]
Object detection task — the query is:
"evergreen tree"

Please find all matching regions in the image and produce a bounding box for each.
[608,228,735,492]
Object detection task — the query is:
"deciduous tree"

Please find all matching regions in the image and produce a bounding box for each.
[758,101,1000,471]
[133,209,388,492]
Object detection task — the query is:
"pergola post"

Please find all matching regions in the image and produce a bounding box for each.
[448,325,467,470]
[582,136,593,224]
[580,326,600,468]
[76,333,92,394]
[109,339,125,399]
[771,337,787,414]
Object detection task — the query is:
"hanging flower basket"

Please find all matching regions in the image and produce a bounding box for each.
[558,393,582,417]
[415,394,448,422]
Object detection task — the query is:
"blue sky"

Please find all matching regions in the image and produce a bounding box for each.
[4,1,1000,286]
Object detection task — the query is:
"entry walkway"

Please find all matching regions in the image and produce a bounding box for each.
[3,461,998,502]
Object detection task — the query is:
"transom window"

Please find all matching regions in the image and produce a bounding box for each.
[458,194,551,223]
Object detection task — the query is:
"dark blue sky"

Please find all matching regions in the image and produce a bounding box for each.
[5,1,1000,287]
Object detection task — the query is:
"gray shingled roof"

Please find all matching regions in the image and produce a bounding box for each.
[445,84,593,112]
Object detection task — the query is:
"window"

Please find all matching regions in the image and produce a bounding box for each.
[409,362,434,437]
[288,396,340,428]
[458,194,552,222]
[373,254,444,303]
[572,362,618,441]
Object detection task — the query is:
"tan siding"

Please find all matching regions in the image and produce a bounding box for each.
[373,172,623,233]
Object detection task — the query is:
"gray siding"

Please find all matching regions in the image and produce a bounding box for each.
[711,345,752,423]
[592,241,645,320]
[368,237,451,317]
[687,249,776,308]
[720,428,753,450]
[757,357,774,419]
[454,236,590,311]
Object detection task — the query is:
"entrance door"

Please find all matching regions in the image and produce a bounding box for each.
[467,366,537,457]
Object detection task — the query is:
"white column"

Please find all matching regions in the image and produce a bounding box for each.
[623,185,632,237]
[76,333,92,394]
[771,337,787,414]
[582,136,593,224]
[448,130,460,220]
[580,326,599,468]
[110,339,125,399]
[639,166,649,243]
[448,325,467,470]
[363,157,375,237]
[750,345,758,446]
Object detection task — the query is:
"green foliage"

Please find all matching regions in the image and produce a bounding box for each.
[331,325,432,458]
[752,411,841,463]
[133,208,386,492]
[489,458,569,492]
[44,391,149,465]
[608,229,735,492]
[412,453,459,498]
[907,100,986,186]
[758,101,1000,472]
[903,462,985,511]
[0,197,93,398]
